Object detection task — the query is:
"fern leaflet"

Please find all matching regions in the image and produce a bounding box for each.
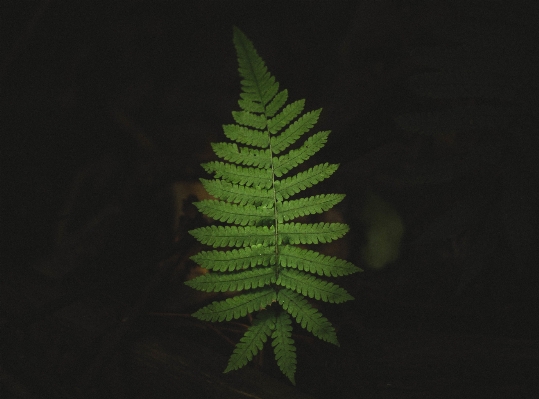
[272,312,297,384]
[224,310,276,373]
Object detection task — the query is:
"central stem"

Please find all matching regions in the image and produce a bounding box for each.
[267,127,280,282]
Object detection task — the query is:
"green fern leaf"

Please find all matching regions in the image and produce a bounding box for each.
[273,130,331,176]
[186,26,361,384]
[234,29,278,106]
[279,222,349,245]
[277,269,353,303]
[210,142,272,168]
[237,97,265,114]
[274,163,340,200]
[267,99,305,134]
[201,178,273,206]
[194,200,273,226]
[232,110,267,129]
[272,312,297,384]
[192,287,277,322]
[186,268,276,292]
[276,194,345,222]
[190,225,276,247]
[265,89,288,117]
[225,310,276,373]
[277,288,339,346]
[270,109,322,153]
[278,245,360,277]
[202,162,273,189]
[191,245,276,272]
[222,125,269,147]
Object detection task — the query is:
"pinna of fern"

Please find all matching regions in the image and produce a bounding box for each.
[185,26,361,385]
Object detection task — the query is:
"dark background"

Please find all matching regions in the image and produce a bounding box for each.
[1,1,538,398]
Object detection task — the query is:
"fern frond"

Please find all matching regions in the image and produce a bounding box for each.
[192,288,277,322]
[202,162,273,189]
[186,27,361,383]
[272,312,297,384]
[211,143,271,168]
[190,225,276,247]
[222,124,269,148]
[277,288,339,346]
[201,178,273,206]
[275,163,339,200]
[191,245,276,272]
[194,200,273,226]
[273,131,331,177]
[276,194,345,222]
[277,269,353,303]
[279,222,349,245]
[278,245,361,277]
[225,310,276,373]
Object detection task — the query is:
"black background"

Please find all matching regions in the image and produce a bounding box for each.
[1,1,538,398]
